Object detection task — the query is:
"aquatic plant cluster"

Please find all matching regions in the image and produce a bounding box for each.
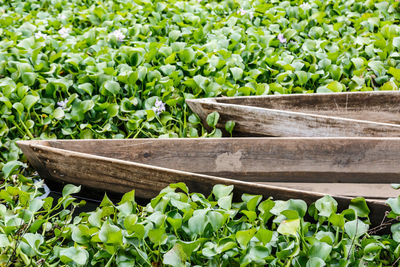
[1,0,400,265]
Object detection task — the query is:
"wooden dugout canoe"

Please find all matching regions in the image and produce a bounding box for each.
[186,91,400,137]
[17,137,400,225]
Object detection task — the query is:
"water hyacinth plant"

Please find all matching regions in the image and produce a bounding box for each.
[0,0,400,265]
[1,166,400,266]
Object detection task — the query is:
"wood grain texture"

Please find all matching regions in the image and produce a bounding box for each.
[263,183,399,199]
[17,139,389,225]
[186,91,400,137]
[186,99,400,137]
[205,91,400,124]
[31,138,400,183]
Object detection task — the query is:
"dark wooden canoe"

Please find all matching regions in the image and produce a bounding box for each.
[17,138,400,225]
[186,91,400,137]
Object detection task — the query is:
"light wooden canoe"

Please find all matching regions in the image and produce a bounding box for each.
[186,91,400,137]
[17,137,400,225]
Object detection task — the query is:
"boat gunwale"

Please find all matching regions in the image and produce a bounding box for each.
[186,90,400,103]
[16,136,400,145]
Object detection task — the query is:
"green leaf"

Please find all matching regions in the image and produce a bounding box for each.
[88,209,102,227]
[380,81,398,91]
[169,182,189,194]
[206,111,220,128]
[103,80,121,95]
[306,257,325,267]
[163,244,187,267]
[351,58,364,70]
[21,72,37,86]
[258,199,275,222]
[53,107,65,120]
[77,83,94,96]
[225,120,235,135]
[148,228,167,244]
[326,81,344,92]
[349,197,370,217]
[188,211,207,235]
[236,228,256,248]
[392,184,400,190]
[287,199,307,218]
[72,225,90,244]
[387,196,400,215]
[344,219,369,239]
[277,218,300,236]
[207,211,226,231]
[0,234,10,247]
[328,213,345,228]
[255,228,273,245]
[391,223,400,242]
[13,102,24,114]
[242,194,262,212]
[193,75,208,90]
[2,161,26,178]
[315,195,337,217]
[295,70,308,85]
[62,184,81,197]
[120,190,135,204]
[98,221,123,245]
[212,184,233,200]
[309,241,332,261]
[60,247,89,266]
[188,114,200,125]
[20,233,44,257]
[179,48,195,64]
[230,67,243,81]
[393,37,400,49]
[217,195,232,210]
[368,61,386,76]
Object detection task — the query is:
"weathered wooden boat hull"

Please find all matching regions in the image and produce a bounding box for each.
[186,91,400,137]
[17,138,400,225]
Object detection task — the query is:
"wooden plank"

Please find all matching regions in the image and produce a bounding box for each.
[186,99,400,137]
[262,183,398,199]
[19,138,400,183]
[17,140,389,226]
[208,91,400,124]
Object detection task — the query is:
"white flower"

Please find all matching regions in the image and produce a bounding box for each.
[237,8,254,19]
[111,29,125,42]
[58,27,71,38]
[57,99,68,109]
[35,31,47,40]
[58,14,67,20]
[300,2,311,10]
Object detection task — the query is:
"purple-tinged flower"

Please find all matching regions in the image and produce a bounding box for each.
[248,11,254,19]
[111,29,125,42]
[300,2,311,10]
[57,99,68,109]
[35,31,47,40]
[237,8,247,16]
[58,14,67,20]
[58,27,71,38]
[278,33,287,44]
[152,99,166,115]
